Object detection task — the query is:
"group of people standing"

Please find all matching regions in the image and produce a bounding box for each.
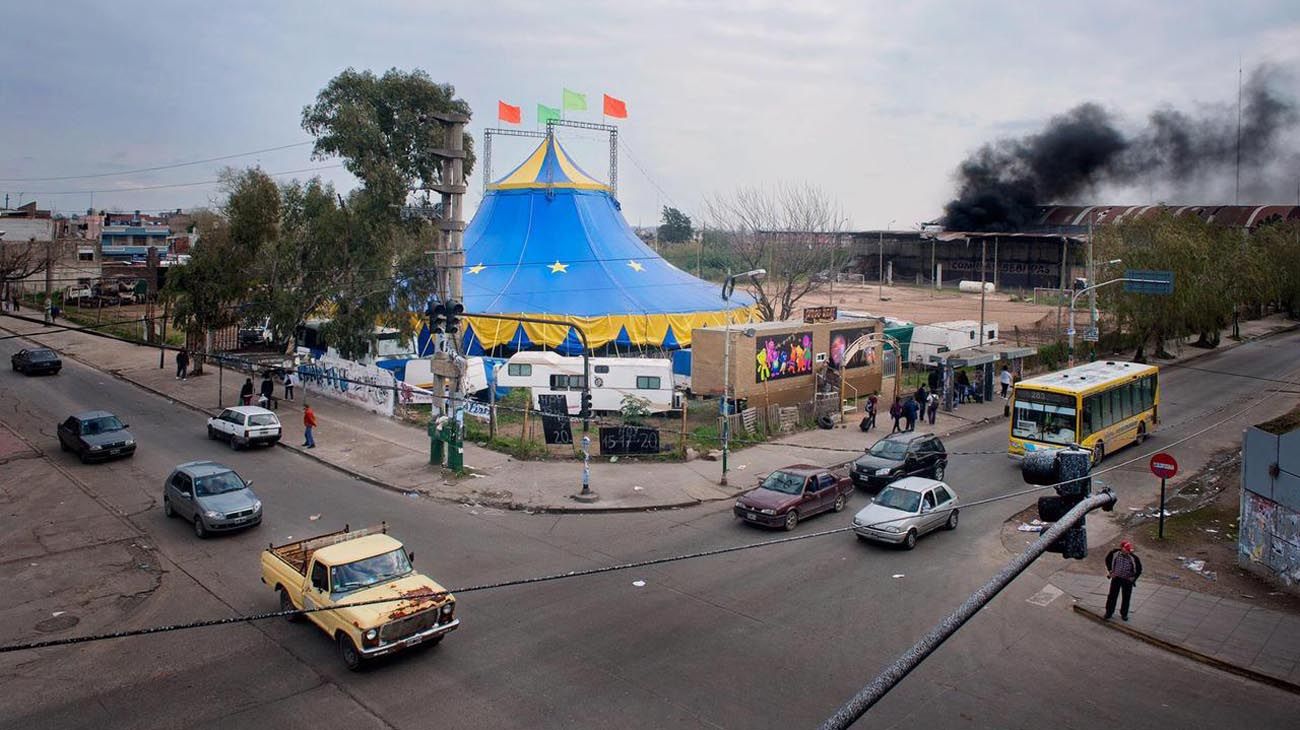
[172,349,315,447]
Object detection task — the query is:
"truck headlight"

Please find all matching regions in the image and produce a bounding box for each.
[440,603,454,617]
[364,628,378,641]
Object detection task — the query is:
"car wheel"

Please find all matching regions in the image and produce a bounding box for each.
[59,438,69,452]
[832,494,847,513]
[338,633,363,671]
[902,529,917,550]
[1136,422,1147,445]
[855,533,867,542]
[783,511,799,531]
[193,517,208,539]
[78,449,90,465]
[207,425,216,440]
[230,435,243,451]
[945,510,959,530]
[933,463,946,481]
[280,589,302,622]
[163,497,174,518]
[1092,442,1105,466]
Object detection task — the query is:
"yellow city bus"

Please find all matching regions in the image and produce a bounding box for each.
[1008,360,1160,464]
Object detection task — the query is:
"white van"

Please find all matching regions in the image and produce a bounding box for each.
[496,352,678,414]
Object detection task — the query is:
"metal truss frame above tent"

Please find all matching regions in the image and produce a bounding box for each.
[481,127,549,193]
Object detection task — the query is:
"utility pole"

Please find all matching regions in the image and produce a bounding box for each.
[44,241,53,323]
[978,238,987,346]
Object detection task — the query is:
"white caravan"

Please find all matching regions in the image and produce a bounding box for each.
[496,352,679,414]
[400,356,490,396]
[908,320,1000,364]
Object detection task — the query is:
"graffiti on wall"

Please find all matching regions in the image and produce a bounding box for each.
[829,326,878,370]
[1239,490,1300,588]
[755,331,813,383]
[297,354,395,417]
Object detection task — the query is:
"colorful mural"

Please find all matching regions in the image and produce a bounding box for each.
[755,331,814,383]
[829,326,878,369]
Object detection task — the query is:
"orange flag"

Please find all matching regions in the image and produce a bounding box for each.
[602,94,628,119]
[498,101,521,124]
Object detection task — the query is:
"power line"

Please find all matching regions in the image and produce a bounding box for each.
[7,164,343,196]
[0,142,316,182]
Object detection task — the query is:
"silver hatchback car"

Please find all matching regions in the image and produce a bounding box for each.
[851,476,959,550]
[162,461,263,538]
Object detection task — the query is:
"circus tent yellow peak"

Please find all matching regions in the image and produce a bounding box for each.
[487,134,610,191]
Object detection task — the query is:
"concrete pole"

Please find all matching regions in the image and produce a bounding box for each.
[1056,237,1068,335]
[978,238,987,346]
[1087,212,1096,347]
[993,236,999,290]
[44,241,53,323]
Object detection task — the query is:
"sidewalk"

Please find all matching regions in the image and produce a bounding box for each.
[0,313,1003,512]
[1053,571,1300,692]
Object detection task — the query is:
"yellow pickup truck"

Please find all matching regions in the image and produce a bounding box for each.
[261,524,458,670]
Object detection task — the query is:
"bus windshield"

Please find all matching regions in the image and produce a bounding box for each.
[1012,389,1078,446]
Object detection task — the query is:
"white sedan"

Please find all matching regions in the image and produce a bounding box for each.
[851,477,959,550]
[207,406,282,450]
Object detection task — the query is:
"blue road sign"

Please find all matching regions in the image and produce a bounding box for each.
[1123,269,1175,295]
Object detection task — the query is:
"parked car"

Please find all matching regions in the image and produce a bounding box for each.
[851,477,959,549]
[207,406,281,450]
[162,460,262,538]
[850,432,947,489]
[11,347,62,375]
[733,465,854,531]
[57,410,136,463]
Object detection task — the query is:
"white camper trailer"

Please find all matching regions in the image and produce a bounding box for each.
[496,352,678,414]
[908,320,1000,364]
[400,356,490,396]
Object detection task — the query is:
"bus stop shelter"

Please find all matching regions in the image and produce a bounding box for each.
[929,343,1037,412]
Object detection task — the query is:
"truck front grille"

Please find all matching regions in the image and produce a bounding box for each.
[379,607,440,642]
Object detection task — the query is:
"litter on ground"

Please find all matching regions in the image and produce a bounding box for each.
[632,580,646,587]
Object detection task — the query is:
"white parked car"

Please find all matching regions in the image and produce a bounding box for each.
[207,406,282,450]
[851,477,959,550]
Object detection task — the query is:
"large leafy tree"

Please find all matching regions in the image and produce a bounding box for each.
[658,206,693,243]
[301,67,474,359]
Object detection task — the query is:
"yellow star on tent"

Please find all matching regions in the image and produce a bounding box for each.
[627,260,644,272]
[549,260,569,274]
[467,262,487,275]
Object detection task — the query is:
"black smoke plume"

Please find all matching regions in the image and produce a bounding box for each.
[944,65,1299,231]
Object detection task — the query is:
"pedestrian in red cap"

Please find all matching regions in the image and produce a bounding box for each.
[1104,540,1143,621]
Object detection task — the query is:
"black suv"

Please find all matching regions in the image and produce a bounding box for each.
[851,432,948,489]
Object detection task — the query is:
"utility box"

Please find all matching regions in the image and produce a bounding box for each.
[1238,412,1300,594]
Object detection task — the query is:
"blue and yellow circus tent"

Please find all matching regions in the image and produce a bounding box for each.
[457,133,755,355]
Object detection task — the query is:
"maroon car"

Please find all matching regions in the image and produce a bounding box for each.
[733,464,854,531]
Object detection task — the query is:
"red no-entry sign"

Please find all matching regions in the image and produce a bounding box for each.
[1150,452,1179,479]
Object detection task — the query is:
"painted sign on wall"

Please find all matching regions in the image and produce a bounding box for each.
[755,331,814,383]
[297,354,395,417]
[829,326,878,370]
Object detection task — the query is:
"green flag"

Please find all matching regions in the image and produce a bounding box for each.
[562,88,587,111]
[537,103,560,125]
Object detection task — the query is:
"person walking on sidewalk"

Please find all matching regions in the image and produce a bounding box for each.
[903,397,919,432]
[303,404,317,449]
[1000,365,1013,399]
[926,391,939,425]
[1104,540,1143,621]
[240,377,255,406]
[889,398,904,433]
[175,349,190,380]
[283,370,296,401]
[860,393,878,432]
[259,373,275,409]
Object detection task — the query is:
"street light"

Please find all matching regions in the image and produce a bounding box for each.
[721,268,765,487]
[879,220,895,300]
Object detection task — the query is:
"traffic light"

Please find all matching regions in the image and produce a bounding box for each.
[1022,447,1092,559]
[428,301,448,333]
[445,299,464,334]
[579,389,593,420]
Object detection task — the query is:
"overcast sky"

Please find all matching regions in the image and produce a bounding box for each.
[3,1,1298,229]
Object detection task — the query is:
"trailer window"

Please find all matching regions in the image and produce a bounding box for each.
[594,365,610,374]
[549,374,585,390]
[636,376,662,390]
[507,363,532,377]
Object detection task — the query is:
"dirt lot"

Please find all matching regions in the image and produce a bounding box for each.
[802,281,1061,332]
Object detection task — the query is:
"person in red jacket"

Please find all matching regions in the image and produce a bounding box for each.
[303,405,317,449]
[1104,540,1143,621]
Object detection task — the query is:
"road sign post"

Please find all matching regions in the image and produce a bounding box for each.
[1149,453,1179,539]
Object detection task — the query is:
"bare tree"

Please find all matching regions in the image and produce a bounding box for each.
[0,239,51,302]
[704,183,848,321]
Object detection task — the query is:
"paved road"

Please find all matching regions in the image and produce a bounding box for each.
[2,331,1299,729]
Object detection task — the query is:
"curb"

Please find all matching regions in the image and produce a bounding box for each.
[1072,603,1300,696]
